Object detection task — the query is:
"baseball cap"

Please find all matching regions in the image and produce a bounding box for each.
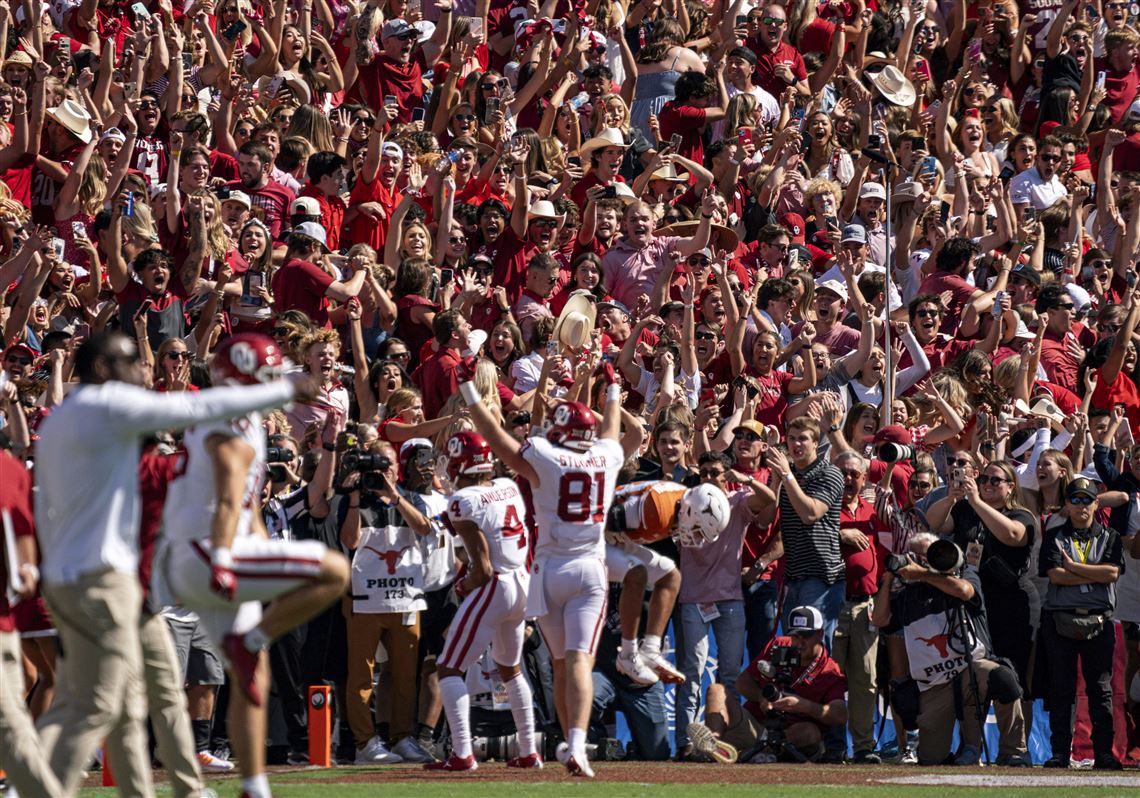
[1010,263,1041,287]
[596,299,630,316]
[728,46,758,65]
[787,606,824,635]
[859,182,886,201]
[290,221,329,252]
[1129,99,1140,122]
[291,196,321,217]
[1066,477,1099,502]
[221,189,252,210]
[734,420,766,437]
[841,224,867,244]
[872,425,913,445]
[3,342,36,360]
[816,279,849,302]
[464,328,488,358]
[99,127,127,144]
[382,18,417,39]
[778,212,806,245]
[381,141,405,160]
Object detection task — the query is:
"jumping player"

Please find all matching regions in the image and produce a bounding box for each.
[606,480,734,685]
[461,367,629,778]
[426,431,542,772]
[153,334,350,798]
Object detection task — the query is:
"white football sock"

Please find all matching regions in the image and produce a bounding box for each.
[439,676,472,758]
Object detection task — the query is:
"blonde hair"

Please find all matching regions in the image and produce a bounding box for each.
[79,155,109,216]
[387,387,423,418]
[286,106,335,154]
[123,201,160,243]
[300,327,341,357]
[439,358,502,423]
[190,189,231,260]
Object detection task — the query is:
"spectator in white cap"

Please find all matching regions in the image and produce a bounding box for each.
[809,279,861,355]
[97,127,129,168]
[218,187,252,236]
[817,224,904,322]
[272,222,368,328]
[841,181,893,268]
[344,119,404,253]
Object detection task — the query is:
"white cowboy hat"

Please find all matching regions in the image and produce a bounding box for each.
[579,127,630,160]
[552,290,597,350]
[649,163,690,182]
[655,219,739,252]
[610,182,638,205]
[46,99,93,144]
[526,200,565,225]
[870,65,916,107]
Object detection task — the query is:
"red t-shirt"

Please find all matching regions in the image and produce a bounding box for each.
[31,141,84,225]
[1092,368,1140,434]
[138,447,180,599]
[744,635,847,730]
[1095,55,1140,126]
[0,451,34,633]
[658,101,709,165]
[345,175,401,253]
[569,170,626,209]
[839,497,888,598]
[299,184,347,253]
[226,178,295,239]
[748,40,809,98]
[354,51,428,124]
[490,227,539,304]
[413,347,463,419]
[918,271,978,334]
[743,367,795,429]
[209,149,240,182]
[1,152,33,207]
[272,257,335,326]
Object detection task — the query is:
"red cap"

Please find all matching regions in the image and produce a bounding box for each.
[3,342,36,360]
[698,284,721,307]
[778,213,806,245]
[1038,120,1061,137]
[872,425,913,445]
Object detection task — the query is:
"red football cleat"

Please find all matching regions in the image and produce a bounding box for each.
[506,752,544,769]
[424,754,478,771]
[223,633,263,707]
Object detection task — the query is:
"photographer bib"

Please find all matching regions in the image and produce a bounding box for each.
[351,523,428,615]
[905,612,985,691]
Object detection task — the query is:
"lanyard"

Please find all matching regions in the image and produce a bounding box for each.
[1073,537,1094,565]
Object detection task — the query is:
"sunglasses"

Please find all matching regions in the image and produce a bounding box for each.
[139,100,160,109]
[1069,494,1095,505]
[449,235,466,244]
[914,308,941,318]
[909,481,933,490]
[695,330,718,340]
[389,350,411,359]
[1039,153,1061,163]
[1089,260,1110,269]
[688,256,710,266]
[165,351,192,361]
[353,116,374,125]
[531,218,558,228]
[767,243,789,252]
[976,475,1009,486]
[698,469,725,479]
[4,354,32,366]
[950,457,972,467]
[761,16,785,25]
[1053,302,1075,311]
[733,430,762,442]
[454,113,476,122]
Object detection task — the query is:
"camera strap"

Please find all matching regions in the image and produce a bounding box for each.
[790,649,828,689]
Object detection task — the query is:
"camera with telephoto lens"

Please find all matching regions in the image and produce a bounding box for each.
[755,644,802,704]
[879,442,916,463]
[341,448,392,493]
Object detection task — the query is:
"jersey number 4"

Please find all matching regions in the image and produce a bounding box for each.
[557,471,606,523]
[502,505,526,549]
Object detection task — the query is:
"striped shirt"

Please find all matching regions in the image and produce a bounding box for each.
[779,456,845,584]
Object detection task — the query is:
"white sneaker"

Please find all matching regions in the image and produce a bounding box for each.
[555,741,595,778]
[686,722,738,764]
[391,736,437,763]
[642,650,685,684]
[615,651,659,685]
[196,750,236,773]
[355,735,403,765]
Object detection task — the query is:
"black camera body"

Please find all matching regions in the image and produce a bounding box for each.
[758,644,801,704]
[342,448,393,493]
[265,446,295,464]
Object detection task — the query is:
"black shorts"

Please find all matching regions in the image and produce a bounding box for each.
[419,583,459,659]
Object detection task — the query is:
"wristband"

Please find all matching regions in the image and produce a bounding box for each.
[607,383,621,402]
[459,380,480,406]
[322,442,336,452]
[211,547,234,569]
[171,151,183,160]
[19,563,39,584]
[702,213,714,218]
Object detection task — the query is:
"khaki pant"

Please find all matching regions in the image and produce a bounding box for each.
[342,597,420,748]
[916,657,1026,765]
[832,597,879,752]
[38,570,153,797]
[0,630,62,796]
[139,612,203,798]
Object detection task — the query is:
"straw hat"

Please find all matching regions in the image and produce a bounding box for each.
[579,127,630,160]
[869,65,916,107]
[649,163,690,183]
[46,100,93,144]
[526,200,565,225]
[552,290,597,350]
[655,219,739,252]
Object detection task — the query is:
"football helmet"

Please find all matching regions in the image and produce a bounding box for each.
[446,431,495,480]
[675,484,731,547]
[545,401,597,452]
[210,333,285,386]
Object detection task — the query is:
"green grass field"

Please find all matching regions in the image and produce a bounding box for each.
[74,762,1140,798]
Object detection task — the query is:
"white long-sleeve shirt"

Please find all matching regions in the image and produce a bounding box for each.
[35,380,295,585]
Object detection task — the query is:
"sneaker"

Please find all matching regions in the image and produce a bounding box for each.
[392,736,437,763]
[996,753,1030,768]
[955,745,981,766]
[686,722,739,764]
[1042,756,1071,769]
[555,741,595,778]
[748,751,778,764]
[642,650,685,684]
[900,747,918,764]
[285,750,309,766]
[423,753,477,771]
[222,633,263,707]
[507,752,544,769]
[197,750,236,773]
[1093,755,1123,770]
[615,651,659,686]
[355,735,403,765]
[211,744,232,763]
[851,750,882,765]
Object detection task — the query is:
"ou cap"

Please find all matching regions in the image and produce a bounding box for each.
[788,606,824,635]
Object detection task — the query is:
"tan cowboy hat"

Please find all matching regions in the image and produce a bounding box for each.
[649,163,691,183]
[579,127,630,160]
[1030,396,1066,426]
[46,99,93,144]
[869,65,916,107]
[655,219,739,252]
[552,290,597,350]
[450,135,496,160]
[610,182,638,205]
[893,180,922,203]
[526,200,566,225]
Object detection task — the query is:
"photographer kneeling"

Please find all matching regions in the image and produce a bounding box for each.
[688,607,847,764]
[872,534,1027,766]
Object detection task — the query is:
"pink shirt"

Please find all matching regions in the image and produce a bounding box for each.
[678,490,756,604]
[602,235,682,309]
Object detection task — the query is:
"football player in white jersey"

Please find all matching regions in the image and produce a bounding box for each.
[605,480,735,686]
[460,360,634,778]
[153,334,350,798]
[425,431,542,772]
